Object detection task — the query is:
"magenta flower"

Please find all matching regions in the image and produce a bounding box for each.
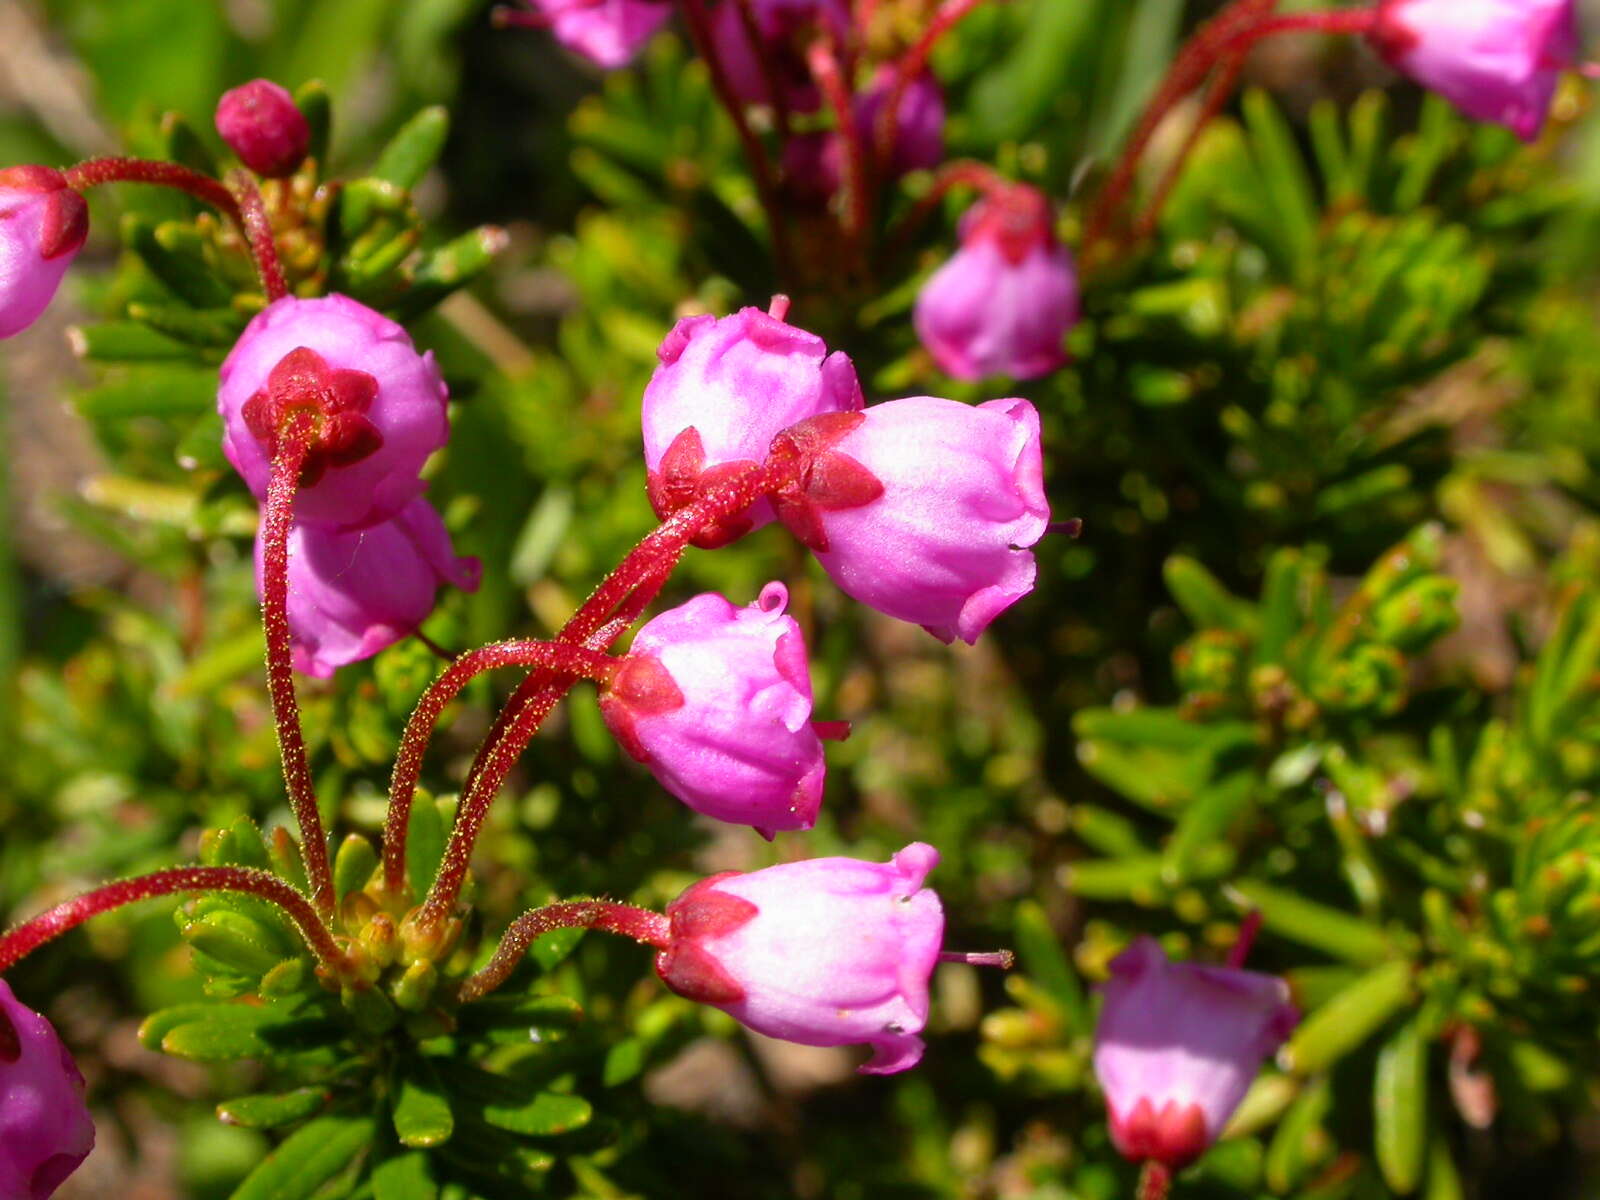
[256,497,480,678]
[214,79,311,178]
[511,0,674,69]
[654,843,945,1073]
[642,305,861,547]
[599,582,838,837]
[913,184,1078,381]
[1092,938,1298,1171]
[713,0,850,111]
[784,69,947,200]
[0,167,88,340]
[0,980,95,1200]
[774,397,1049,644]
[1370,0,1582,141]
[218,295,450,531]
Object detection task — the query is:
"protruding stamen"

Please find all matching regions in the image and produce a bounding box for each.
[768,293,793,321]
[938,949,1016,969]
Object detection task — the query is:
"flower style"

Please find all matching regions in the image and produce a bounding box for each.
[774,397,1049,644]
[257,497,481,678]
[215,79,312,178]
[599,582,837,837]
[913,183,1078,381]
[653,843,945,1073]
[0,167,88,340]
[1092,938,1298,1171]
[218,295,451,531]
[0,980,95,1200]
[642,305,862,546]
[511,0,674,68]
[1369,0,1582,141]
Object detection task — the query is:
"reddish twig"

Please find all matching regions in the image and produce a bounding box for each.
[456,901,672,1003]
[1137,1162,1173,1200]
[732,0,794,142]
[226,169,290,301]
[808,35,870,239]
[883,157,1009,257]
[60,156,243,223]
[875,0,990,169]
[0,866,345,974]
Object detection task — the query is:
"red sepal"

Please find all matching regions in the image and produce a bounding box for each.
[654,874,760,1006]
[1110,1098,1211,1170]
[769,411,883,553]
[654,942,746,1005]
[599,654,685,763]
[246,345,385,479]
[646,427,761,548]
[37,188,89,261]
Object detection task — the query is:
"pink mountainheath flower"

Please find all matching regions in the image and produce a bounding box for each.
[771,398,1049,644]
[0,166,88,340]
[1369,0,1583,141]
[783,69,946,199]
[599,582,842,837]
[642,305,862,547]
[0,979,95,1200]
[218,294,451,531]
[214,79,312,178]
[713,0,851,111]
[516,0,674,69]
[1092,937,1298,1171]
[913,184,1078,381]
[653,842,945,1073]
[256,497,480,678]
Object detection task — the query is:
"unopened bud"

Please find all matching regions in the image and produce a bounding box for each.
[215,79,311,178]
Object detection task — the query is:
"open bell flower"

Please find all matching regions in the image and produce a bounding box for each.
[0,979,95,1200]
[218,294,450,531]
[599,582,837,837]
[1369,0,1582,141]
[913,184,1078,381]
[773,397,1049,644]
[642,305,861,547]
[257,497,480,678]
[1092,938,1298,1172]
[0,166,88,340]
[653,843,945,1073]
[513,0,674,68]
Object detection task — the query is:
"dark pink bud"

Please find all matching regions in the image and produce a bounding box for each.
[0,166,88,340]
[215,79,311,178]
[0,979,95,1199]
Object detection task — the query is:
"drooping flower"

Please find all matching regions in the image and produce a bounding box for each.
[642,304,861,547]
[913,184,1078,381]
[654,843,945,1073]
[508,0,674,69]
[0,167,88,340]
[218,294,450,531]
[712,0,851,111]
[599,582,838,837]
[257,497,480,678]
[214,79,312,178]
[0,979,95,1200]
[1369,0,1582,141]
[773,397,1049,644]
[1092,938,1298,1171]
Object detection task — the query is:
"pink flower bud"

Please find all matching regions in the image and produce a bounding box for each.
[218,295,450,531]
[0,167,88,340]
[1092,938,1298,1171]
[599,582,837,837]
[0,980,95,1200]
[774,397,1048,644]
[654,843,945,1073]
[511,0,674,69]
[1370,0,1581,141]
[214,79,312,178]
[914,185,1078,381]
[713,0,851,111]
[256,497,480,678]
[642,306,862,547]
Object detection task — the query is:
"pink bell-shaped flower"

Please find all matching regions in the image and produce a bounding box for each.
[215,79,312,178]
[1092,938,1298,1172]
[772,397,1049,644]
[1370,0,1582,141]
[0,166,88,340]
[642,303,862,547]
[257,497,480,678]
[507,0,674,68]
[783,69,946,201]
[0,979,95,1200]
[653,843,945,1073]
[599,582,839,837]
[218,295,451,531]
[913,184,1078,381]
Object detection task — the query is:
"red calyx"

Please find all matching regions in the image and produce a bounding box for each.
[653,874,759,1005]
[769,411,885,553]
[1110,1098,1211,1171]
[1366,0,1419,65]
[969,183,1054,266]
[646,427,759,549]
[0,166,89,261]
[241,346,383,487]
[597,653,686,764]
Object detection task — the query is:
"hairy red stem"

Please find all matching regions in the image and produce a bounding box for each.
[1137,1161,1173,1200]
[808,35,870,239]
[61,156,243,223]
[260,421,335,918]
[883,157,1009,259]
[875,0,989,169]
[456,901,672,1004]
[226,169,290,302]
[0,866,345,974]
[732,0,795,142]
[381,640,622,896]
